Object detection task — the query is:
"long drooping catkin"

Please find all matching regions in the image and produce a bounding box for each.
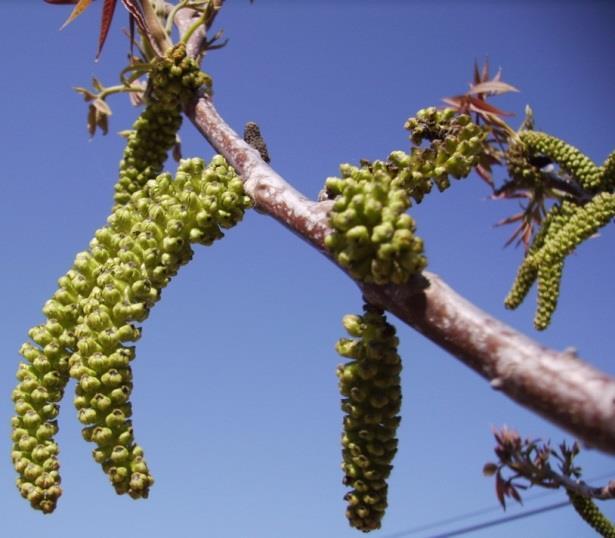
[336,304,403,532]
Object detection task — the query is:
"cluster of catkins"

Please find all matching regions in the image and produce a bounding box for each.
[10,44,248,514]
[324,107,487,285]
[336,304,402,532]
[504,131,615,329]
[11,156,251,513]
[326,108,488,531]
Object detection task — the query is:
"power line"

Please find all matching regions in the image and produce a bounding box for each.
[421,500,570,538]
[381,470,615,538]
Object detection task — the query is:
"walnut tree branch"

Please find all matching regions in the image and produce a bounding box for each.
[184,93,615,455]
[176,9,615,455]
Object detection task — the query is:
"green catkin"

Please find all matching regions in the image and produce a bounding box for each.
[11,264,97,512]
[336,304,402,532]
[504,201,576,311]
[11,156,250,512]
[114,43,211,207]
[505,193,615,329]
[503,260,537,311]
[10,45,213,513]
[517,131,602,191]
[68,156,251,498]
[498,115,615,328]
[566,490,615,537]
[532,193,615,329]
[534,193,615,267]
[11,338,67,513]
[534,260,564,330]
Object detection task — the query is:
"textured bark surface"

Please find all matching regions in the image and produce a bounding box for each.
[176,9,615,455]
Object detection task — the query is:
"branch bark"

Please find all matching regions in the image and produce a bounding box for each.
[176,10,615,456]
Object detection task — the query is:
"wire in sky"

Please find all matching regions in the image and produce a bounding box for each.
[421,500,570,538]
[381,470,615,538]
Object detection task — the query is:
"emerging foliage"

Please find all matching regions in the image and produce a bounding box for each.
[485,428,615,537]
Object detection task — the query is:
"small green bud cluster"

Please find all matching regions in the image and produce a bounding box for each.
[12,156,251,512]
[404,106,465,145]
[115,44,212,206]
[401,107,488,201]
[324,161,426,284]
[517,131,603,191]
[335,303,402,532]
[324,108,486,284]
[506,193,615,329]
[567,490,615,537]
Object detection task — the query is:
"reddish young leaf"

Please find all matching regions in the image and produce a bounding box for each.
[468,80,519,96]
[467,96,514,117]
[96,0,118,59]
[86,103,97,137]
[58,0,93,30]
[120,0,148,41]
[121,0,164,56]
[495,212,525,227]
[46,0,122,58]
[476,163,494,187]
[509,485,523,505]
[473,60,482,86]
[495,472,507,509]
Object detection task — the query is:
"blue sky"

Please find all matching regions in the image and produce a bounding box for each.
[1,1,614,537]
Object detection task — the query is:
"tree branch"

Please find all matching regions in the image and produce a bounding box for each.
[176,9,615,455]
[553,474,615,501]
[184,93,615,455]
